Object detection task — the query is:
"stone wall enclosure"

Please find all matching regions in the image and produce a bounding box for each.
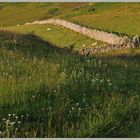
[25,18,139,54]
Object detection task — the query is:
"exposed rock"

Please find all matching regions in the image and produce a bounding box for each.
[79,43,136,55]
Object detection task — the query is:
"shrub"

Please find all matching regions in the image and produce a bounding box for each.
[87,6,95,12]
[48,8,61,15]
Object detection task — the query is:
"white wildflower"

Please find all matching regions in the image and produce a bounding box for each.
[76,103,79,106]
[72,107,74,110]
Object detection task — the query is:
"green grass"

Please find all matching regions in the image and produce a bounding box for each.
[0,3,52,26]
[0,3,140,138]
[68,3,140,36]
[3,24,105,50]
[0,31,140,137]
[0,3,140,36]
[0,3,86,26]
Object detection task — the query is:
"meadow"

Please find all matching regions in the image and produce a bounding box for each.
[0,2,140,138]
[0,3,140,35]
[0,31,140,137]
[68,3,140,36]
[3,24,104,50]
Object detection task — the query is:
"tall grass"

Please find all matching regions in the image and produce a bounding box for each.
[0,32,140,137]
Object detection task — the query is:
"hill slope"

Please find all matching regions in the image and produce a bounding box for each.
[0,3,140,138]
[0,30,140,137]
[0,3,140,35]
[0,3,86,26]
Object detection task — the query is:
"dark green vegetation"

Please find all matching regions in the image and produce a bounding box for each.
[0,2,140,138]
[0,31,140,137]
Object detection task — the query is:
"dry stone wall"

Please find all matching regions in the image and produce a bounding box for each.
[25,19,139,54]
[80,44,134,55]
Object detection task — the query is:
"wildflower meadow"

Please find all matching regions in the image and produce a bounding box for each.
[0,32,140,137]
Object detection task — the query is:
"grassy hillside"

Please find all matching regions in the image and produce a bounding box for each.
[0,3,140,36]
[0,31,140,137]
[0,3,51,26]
[68,3,140,36]
[3,24,105,50]
[0,3,140,138]
[0,3,86,26]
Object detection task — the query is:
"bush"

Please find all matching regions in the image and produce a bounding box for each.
[87,6,95,12]
[48,8,61,15]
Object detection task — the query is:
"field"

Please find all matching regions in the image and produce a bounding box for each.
[0,3,85,26]
[0,2,140,138]
[0,3,140,35]
[3,24,104,50]
[68,3,140,36]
